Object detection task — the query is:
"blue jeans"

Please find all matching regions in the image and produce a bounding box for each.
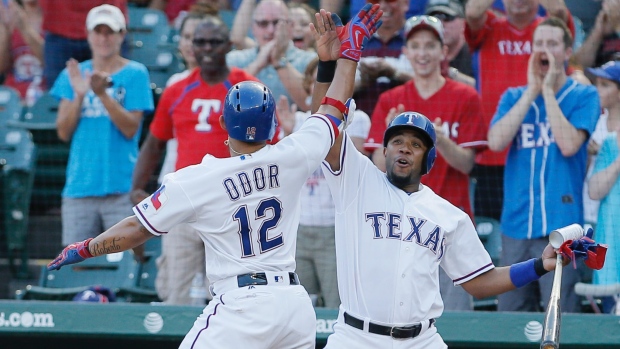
[43,33,92,89]
[44,33,130,89]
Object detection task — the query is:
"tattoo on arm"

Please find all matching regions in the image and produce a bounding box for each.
[90,237,124,256]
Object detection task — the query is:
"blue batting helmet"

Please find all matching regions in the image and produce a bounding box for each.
[383,112,436,174]
[223,81,277,143]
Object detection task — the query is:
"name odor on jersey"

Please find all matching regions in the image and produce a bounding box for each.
[223,164,281,201]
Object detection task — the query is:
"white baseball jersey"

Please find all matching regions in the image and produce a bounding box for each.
[294,109,371,226]
[322,136,494,324]
[133,114,338,284]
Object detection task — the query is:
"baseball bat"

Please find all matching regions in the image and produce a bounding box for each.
[540,254,564,349]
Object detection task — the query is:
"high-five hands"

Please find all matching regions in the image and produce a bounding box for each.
[338,4,383,62]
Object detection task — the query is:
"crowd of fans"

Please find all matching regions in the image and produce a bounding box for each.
[2,0,619,313]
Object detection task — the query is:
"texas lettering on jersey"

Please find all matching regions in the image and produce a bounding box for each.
[516,121,554,149]
[365,213,446,260]
[497,40,532,55]
[436,120,460,139]
[223,164,281,201]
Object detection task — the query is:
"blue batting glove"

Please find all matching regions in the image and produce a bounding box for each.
[47,238,94,271]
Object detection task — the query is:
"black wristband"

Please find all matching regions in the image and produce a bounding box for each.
[316,60,337,83]
[534,258,549,277]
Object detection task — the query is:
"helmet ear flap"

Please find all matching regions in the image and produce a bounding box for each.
[424,146,437,174]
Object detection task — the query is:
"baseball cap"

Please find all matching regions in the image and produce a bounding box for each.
[425,0,465,18]
[86,4,126,32]
[587,61,620,84]
[404,15,444,43]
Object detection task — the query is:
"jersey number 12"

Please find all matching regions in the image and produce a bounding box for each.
[233,197,284,257]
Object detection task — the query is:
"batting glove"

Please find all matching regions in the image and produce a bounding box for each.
[339,4,383,62]
[558,228,607,270]
[47,238,94,271]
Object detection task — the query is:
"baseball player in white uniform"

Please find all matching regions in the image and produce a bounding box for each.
[309,16,572,349]
[46,5,384,349]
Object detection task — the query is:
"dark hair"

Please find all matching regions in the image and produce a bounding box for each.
[537,16,573,49]
[178,4,219,34]
[195,15,231,38]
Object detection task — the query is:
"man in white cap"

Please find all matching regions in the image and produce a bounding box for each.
[50,4,154,248]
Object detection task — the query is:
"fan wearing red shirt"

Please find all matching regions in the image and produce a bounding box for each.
[365,15,487,312]
[464,0,574,220]
[129,16,259,305]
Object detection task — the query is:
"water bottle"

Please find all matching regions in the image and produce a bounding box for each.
[25,75,43,107]
[189,272,208,306]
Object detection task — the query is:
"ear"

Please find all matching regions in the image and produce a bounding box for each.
[565,46,573,61]
[219,115,227,130]
[442,43,448,60]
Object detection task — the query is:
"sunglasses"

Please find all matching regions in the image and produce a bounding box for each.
[192,38,227,47]
[367,0,398,4]
[254,19,289,28]
[428,12,457,22]
[404,15,444,41]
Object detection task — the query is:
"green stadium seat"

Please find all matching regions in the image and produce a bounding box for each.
[473,216,503,311]
[0,86,23,127]
[8,92,59,134]
[7,93,67,210]
[16,251,139,301]
[127,7,171,49]
[475,216,502,266]
[128,44,184,93]
[117,237,162,303]
[0,127,36,279]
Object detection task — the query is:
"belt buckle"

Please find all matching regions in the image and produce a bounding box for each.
[389,325,418,339]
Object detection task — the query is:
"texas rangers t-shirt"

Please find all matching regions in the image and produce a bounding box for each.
[150,68,259,170]
[465,10,574,166]
[365,79,487,218]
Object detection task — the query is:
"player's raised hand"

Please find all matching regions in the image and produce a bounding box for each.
[310,9,342,62]
[47,238,94,271]
[338,3,383,61]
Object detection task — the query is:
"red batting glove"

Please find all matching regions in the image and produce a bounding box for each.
[47,238,94,271]
[338,4,383,61]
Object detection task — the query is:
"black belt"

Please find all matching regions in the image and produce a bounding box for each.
[344,312,435,339]
[237,272,299,287]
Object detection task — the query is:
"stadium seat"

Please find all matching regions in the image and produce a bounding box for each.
[473,216,503,311]
[0,127,36,279]
[475,216,502,266]
[127,7,171,48]
[16,251,139,301]
[7,93,68,210]
[128,44,184,94]
[8,92,58,133]
[0,86,23,127]
[117,237,162,303]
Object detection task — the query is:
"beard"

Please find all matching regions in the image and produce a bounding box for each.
[386,167,415,189]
